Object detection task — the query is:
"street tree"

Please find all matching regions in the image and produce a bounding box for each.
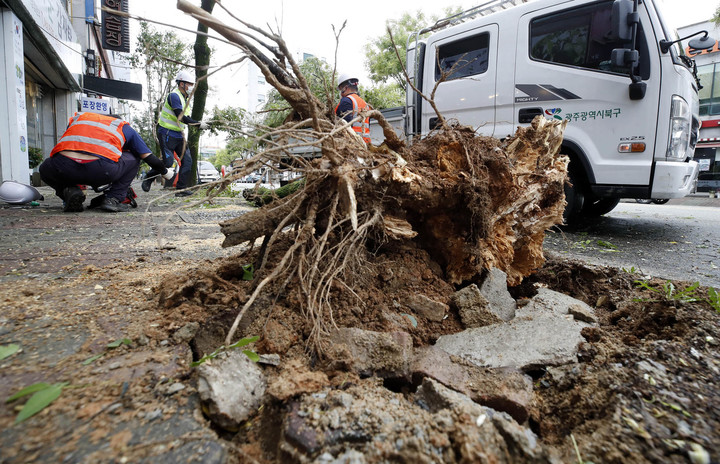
[362,7,461,109]
[261,56,336,128]
[128,22,191,157]
[187,0,216,186]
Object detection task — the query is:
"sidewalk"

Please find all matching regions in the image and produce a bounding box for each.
[0,184,252,463]
[621,193,720,208]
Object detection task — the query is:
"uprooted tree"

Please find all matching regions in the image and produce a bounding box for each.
[176,0,569,353]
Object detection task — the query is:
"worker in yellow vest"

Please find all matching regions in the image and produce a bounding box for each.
[143,69,209,196]
[335,72,371,144]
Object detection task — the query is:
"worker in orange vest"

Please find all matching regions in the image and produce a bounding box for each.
[335,73,371,144]
[39,112,173,212]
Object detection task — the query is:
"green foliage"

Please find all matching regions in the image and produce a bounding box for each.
[363,7,462,90]
[242,264,254,281]
[6,382,68,424]
[28,148,44,169]
[364,11,429,89]
[364,83,405,110]
[596,240,619,252]
[706,287,720,313]
[190,335,260,367]
[245,178,305,207]
[634,280,701,303]
[107,338,132,349]
[714,5,720,25]
[262,57,335,128]
[128,22,192,157]
[0,344,20,361]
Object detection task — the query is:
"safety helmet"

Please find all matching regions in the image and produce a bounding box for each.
[337,72,359,89]
[175,69,195,84]
[0,180,44,205]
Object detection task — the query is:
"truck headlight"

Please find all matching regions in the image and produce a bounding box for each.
[667,95,691,160]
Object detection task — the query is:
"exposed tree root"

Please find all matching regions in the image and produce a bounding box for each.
[177,1,568,355]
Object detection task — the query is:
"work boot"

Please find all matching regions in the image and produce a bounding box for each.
[62,186,85,212]
[87,194,106,209]
[99,196,130,212]
[175,190,193,197]
[141,172,153,192]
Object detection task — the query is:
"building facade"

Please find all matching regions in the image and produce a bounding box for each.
[680,20,720,192]
[0,0,137,185]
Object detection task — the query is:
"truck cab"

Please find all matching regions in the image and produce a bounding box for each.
[397,0,709,219]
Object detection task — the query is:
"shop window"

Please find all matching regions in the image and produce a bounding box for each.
[698,63,720,116]
[24,64,57,163]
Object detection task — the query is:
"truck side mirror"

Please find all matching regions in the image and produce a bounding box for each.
[660,30,714,54]
[611,0,634,41]
[688,34,715,51]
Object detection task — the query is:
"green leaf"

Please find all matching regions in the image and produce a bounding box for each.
[242,264,254,281]
[0,344,20,361]
[228,335,259,349]
[6,382,51,403]
[82,353,105,365]
[15,383,67,423]
[107,338,132,349]
[242,350,260,362]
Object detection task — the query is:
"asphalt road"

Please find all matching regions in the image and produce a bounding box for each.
[543,197,720,289]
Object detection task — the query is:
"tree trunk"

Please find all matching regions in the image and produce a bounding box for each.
[188,0,215,186]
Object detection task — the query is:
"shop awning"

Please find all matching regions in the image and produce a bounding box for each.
[83,75,142,101]
[698,138,720,148]
[4,0,81,92]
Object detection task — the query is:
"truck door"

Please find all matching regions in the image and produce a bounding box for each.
[423,24,498,136]
[513,0,661,189]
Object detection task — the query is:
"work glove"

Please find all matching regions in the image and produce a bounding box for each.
[199,121,210,130]
[162,170,175,180]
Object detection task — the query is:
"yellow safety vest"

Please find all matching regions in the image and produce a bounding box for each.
[158,88,191,132]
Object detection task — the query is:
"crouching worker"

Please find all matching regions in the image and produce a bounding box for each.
[39,112,173,212]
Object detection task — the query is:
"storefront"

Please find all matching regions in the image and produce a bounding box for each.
[680,20,720,192]
[0,0,82,184]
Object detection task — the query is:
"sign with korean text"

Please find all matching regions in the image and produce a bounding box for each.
[102,0,130,53]
[81,96,111,115]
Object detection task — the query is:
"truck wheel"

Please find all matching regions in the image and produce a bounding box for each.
[651,198,669,204]
[563,177,584,223]
[581,197,620,217]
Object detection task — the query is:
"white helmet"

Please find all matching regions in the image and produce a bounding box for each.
[337,72,358,88]
[0,180,44,204]
[175,69,195,84]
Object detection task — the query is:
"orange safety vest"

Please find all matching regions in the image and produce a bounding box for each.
[335,93,371,144]
[50,112,127,162]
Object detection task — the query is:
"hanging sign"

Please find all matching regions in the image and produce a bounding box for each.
[101,0,130,53]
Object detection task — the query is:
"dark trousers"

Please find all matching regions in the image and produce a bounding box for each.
[148,127,192,189]
[39,152,140,201]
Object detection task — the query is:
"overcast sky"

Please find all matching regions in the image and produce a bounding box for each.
[131,0,718,138]
[134,0,718,83]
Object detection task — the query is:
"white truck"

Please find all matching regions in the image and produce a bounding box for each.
[370,0,714,218]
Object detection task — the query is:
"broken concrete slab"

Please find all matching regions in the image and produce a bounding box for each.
[196,350,266,431]
[328,328,413,378]
[405,294,448,321]
[279,378,557,463]
[412,346,534,423]
[479,268,516,321]
[436,289,593,370]
[415,378,556,463]
[452,268,516,328]
[452,284,503,328]
[522,288,596,323]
